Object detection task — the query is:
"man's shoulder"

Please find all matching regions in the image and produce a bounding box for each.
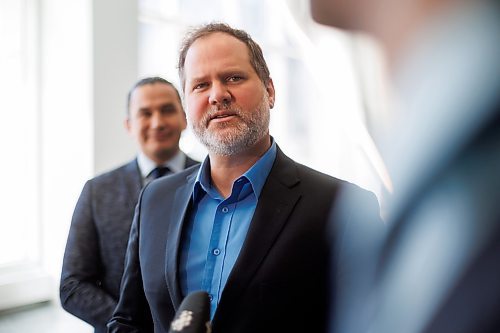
[146,163,200,191]
[294,161,340,184]
[166,162,200,181]
[88,160,138,186]
[279,152,342,189]
[281,152,376,201]
[184,154,200,168]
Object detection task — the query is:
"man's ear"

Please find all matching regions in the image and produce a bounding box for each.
[124,117,132,134]
[266,78,275,109]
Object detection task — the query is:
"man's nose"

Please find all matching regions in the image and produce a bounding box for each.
[150,111,164,129]
[208,82,231,107]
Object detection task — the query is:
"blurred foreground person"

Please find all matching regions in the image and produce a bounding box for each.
[60,77,198,333]
[311,0,500,332]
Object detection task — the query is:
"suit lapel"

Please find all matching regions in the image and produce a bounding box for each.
[123,159,143,207]
[218,148,301,310]
[165,169,199,309]
[184,155,199,168]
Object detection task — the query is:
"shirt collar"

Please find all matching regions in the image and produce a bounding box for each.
[193,138,277,202]
[137,150,186,179]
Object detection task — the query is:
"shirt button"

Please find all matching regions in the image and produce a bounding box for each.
[213,248,221,256]
[221,207,229,213]
[208,294,213,301]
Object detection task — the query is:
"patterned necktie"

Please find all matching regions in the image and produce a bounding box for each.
[149,166,171,179]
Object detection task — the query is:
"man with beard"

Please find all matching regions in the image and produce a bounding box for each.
[108,23,380,333]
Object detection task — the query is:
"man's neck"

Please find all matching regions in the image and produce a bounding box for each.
[138,148,185,178]
[209,135,271,198]
[151,147,181,166]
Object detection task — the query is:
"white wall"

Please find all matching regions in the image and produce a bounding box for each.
[93,0,138,175]
[39,0,138,302]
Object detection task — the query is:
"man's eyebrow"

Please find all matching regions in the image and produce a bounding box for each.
[160,103,177,108]
[188,68,249,82]
[188,75,208,84]
[220,69,247,76]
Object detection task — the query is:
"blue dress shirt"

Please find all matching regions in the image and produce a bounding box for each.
[179,140,277,318]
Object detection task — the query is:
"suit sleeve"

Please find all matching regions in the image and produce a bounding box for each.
[60,181,117,329]
[107,192,153,333]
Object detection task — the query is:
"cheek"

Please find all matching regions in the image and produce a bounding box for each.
[186,111,201,128]
[186,96,206,123]
[129,122,142,136]
[133,122,148,140]
[237,88,264,110]
[171,117,187,131]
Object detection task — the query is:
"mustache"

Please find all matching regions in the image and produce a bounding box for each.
[202,105,242,126]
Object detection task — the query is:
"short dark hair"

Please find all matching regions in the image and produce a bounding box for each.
[177,23,271,91]
[126,77,182,115]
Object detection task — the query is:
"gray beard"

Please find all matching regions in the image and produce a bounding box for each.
[191,95,270,156]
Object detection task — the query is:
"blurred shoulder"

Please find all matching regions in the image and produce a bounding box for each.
[86,160,138,187]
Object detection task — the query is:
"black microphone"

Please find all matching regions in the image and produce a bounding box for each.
[168,291,211,333]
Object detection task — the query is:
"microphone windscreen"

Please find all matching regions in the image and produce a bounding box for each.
[168,291,211,333]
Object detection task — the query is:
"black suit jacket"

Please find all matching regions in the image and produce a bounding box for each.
[108,146,380,333]
[60,155,198,333]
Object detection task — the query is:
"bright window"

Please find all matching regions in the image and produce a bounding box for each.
[0,0,40,268]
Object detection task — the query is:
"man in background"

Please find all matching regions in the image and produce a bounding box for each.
[311,0,500,332]
[108,23,381,333]
[60,77,198,333]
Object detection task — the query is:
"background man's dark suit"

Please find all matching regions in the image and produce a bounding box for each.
[108,147,381,333]
[60,156,198,333]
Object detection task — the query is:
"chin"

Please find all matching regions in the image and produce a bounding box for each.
[310,1,361,30]
[152,145,178,159]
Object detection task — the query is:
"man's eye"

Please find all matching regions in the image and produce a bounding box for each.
[161,105,176,114]
[139,110,152,118]
[193,82,208,90]
[227,76,243,82]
